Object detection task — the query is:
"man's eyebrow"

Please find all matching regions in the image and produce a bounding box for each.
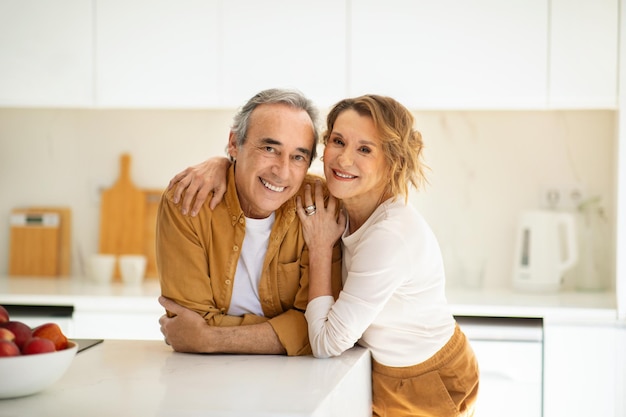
[298,147,312,157]
[261,138,312,157]
[261,138,281,146]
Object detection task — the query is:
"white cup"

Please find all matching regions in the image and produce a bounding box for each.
[89,254,116,284]
[119,255,147,285]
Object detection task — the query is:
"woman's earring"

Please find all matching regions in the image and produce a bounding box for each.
[320,156,324,161]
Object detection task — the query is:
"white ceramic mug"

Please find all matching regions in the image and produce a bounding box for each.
[89,254,116,284]
[119,255,147,285]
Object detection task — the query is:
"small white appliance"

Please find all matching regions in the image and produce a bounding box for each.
[512,210,578,292]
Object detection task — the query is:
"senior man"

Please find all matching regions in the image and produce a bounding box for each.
[157,88,342,356]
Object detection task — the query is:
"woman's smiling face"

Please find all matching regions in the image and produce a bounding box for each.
[323,109,389,207]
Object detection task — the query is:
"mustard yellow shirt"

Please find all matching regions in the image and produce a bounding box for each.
[157,164,342,356]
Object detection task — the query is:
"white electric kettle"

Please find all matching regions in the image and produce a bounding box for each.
[512,210,578,292]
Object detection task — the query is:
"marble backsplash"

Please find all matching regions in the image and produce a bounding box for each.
[0,108,617,291]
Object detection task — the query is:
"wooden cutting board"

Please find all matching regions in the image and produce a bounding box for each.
[99,154,146,279]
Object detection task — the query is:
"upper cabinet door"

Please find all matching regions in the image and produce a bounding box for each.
[349,0,548,109]
[0,0,93,107]
[96,0,220,108]
[220,0,347,109]
[549,0,619,109]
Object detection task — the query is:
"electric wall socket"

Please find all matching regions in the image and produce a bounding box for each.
[539,183,586,211]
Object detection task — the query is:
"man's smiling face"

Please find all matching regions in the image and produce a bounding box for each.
[228,103,315,219]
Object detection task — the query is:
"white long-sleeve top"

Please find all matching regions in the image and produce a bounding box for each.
[305,198,456,367]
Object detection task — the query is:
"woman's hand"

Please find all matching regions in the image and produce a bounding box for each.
[297,180,345,301]
[167,157,231,216]
[296,180,346,251]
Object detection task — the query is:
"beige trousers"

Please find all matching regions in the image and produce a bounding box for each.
[371,324,479,417]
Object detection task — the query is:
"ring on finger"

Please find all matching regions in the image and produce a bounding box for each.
[304,204,316,215]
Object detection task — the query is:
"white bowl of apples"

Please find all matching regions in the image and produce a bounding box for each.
[0,305,77,399]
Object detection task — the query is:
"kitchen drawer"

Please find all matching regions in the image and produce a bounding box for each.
[472,339,543,417]
[4,304,74,335]
[457,316,543,417]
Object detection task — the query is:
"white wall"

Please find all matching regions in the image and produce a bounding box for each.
[0,108,234,277]
[0,108,616,290]
[410,111,616,290]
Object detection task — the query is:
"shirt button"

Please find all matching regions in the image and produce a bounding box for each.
[233,245,239,251]
[225,279,231,285]
[239,218,244,224]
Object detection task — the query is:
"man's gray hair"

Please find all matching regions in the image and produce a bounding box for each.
[231,88,320,164]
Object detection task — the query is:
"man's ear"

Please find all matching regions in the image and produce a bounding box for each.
[227,131,238,160]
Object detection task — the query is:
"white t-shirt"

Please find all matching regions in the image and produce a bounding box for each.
[305,198,455,367]
[227,213,275,317]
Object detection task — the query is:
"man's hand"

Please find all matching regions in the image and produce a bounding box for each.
[159,296,209,352]
[158,296,287,355]
[167,157,231,216]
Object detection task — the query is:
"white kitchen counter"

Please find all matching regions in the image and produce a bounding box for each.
[0,276,618,323]
[0,276,164,339]
[446,286,618,323]
[0,275,162,313]
[1,276,622,417]
[0,340,372,417]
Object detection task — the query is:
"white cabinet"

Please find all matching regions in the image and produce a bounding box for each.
[72,310,162,340]
[3,300,163,341]
[0,0,93,107]
[617,325,626,417]
[0,1,621,109]
[618,0,626,321]
[457,316,543,417]
[472,340,542,417]
[97,0,347,109]
[219,0,347,109]
[549,0,619,108]
[349,0,548,109]
[95,0,220,108]
[543,323,618,417]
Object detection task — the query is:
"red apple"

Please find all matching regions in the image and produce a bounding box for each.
[32,322,68,350]
[21,337,55,355]
[0,321,32,349]
[0,327,15,342]
[0,305,8,323]
[0,339,20,357]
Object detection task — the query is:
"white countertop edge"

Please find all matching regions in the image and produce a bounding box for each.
[0,276,620,322]
[446,286,618,322]
[0,293,162,313]
[451,303,618,323]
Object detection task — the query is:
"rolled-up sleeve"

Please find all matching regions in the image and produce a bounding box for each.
[156,190,225,323]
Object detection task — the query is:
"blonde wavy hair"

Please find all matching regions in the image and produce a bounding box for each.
[322,95,427,201]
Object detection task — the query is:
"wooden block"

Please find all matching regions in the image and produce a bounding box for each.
[24,207,72,276]
[9,211,63,276]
